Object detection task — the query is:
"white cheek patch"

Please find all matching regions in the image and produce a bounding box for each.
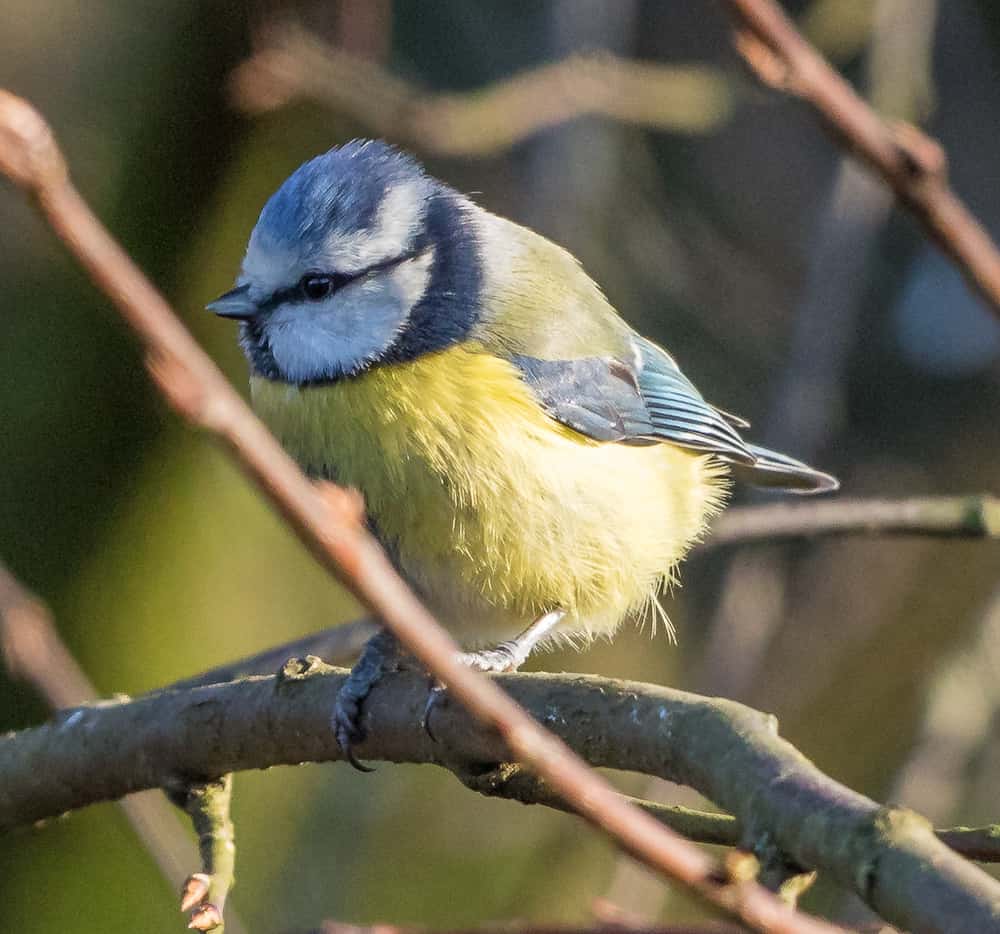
[318,180,428,274]
[387,248,434,308]
[265,251,434,383]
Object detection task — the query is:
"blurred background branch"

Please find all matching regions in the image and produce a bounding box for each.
[229,23,734,154]
[709,494,1000,546]
[229,3,1000,320]
[722,0,1000,318]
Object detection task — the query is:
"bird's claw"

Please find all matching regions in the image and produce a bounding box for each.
[421,643,521,743]
[331,628,403,772]
[458,642,520,672]
[333,698,375,773]
[421,679,448,742]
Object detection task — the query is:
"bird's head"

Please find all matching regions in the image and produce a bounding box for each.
[209,140,481,384]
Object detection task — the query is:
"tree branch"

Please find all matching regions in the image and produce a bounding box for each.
[0,561,100,709]
[937,826,1000,865]
[3,665,1000,932]
[229,24,733,153]
[453,761,1000,866]
[153,629,1000,867]
[0,90,836,933]
[708,495,1000,547]
[721,0,1000,319]
[454,761,740,850]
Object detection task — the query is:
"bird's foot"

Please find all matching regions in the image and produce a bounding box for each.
[333,628,404,771]
[421,609,565,740]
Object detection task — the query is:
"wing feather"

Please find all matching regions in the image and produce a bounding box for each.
[508,338,836,493]
[633,338,756,463]
[510,338,755,464]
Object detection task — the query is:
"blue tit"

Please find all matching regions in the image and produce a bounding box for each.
[209,141,837,752]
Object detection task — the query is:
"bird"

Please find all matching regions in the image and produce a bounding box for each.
[208,140,837,761]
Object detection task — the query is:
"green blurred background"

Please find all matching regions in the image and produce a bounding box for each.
[2,1,999,930]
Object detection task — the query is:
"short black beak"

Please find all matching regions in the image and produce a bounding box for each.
[207,284,258,320]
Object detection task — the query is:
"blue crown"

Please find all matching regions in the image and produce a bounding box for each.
[256,140,427,247]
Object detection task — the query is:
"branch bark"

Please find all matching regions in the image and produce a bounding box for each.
[0,90,836,933]
[3,665,1000,932]
[722,0,1000,319]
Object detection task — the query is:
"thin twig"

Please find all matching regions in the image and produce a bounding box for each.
[0,561,100,708]
[454,762,739,848]
[708,495,1000,547]
[0,91,837,934]
[937,826,1000,865]
[5,664,1000,933]
[175,777,236,932]
[722,0,1000,319]
[229,24,733,154]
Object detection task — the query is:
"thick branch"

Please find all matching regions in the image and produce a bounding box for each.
[230,25,732,153]
[0,91,831,933]
[709,495,1000,547]
[722,0,1000,319]
[3,666,1000,933]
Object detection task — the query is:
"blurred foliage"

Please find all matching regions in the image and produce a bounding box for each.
[2,0,1000,931]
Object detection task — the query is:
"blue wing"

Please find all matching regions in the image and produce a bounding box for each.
[511,337,838,493]
[510,337,755,464]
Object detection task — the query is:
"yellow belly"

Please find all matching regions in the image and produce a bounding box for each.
[251,344,728,646]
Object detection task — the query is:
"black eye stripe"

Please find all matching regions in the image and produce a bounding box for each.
[258,248,425,313]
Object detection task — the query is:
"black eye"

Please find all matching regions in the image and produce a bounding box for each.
[301,274,334,301]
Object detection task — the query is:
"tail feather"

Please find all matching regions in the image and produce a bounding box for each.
[731,444,839,495]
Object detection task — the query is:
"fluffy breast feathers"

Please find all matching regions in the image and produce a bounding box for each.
[252,345,728,646]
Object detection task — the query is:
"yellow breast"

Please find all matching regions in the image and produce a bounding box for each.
[251,344,728,645]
